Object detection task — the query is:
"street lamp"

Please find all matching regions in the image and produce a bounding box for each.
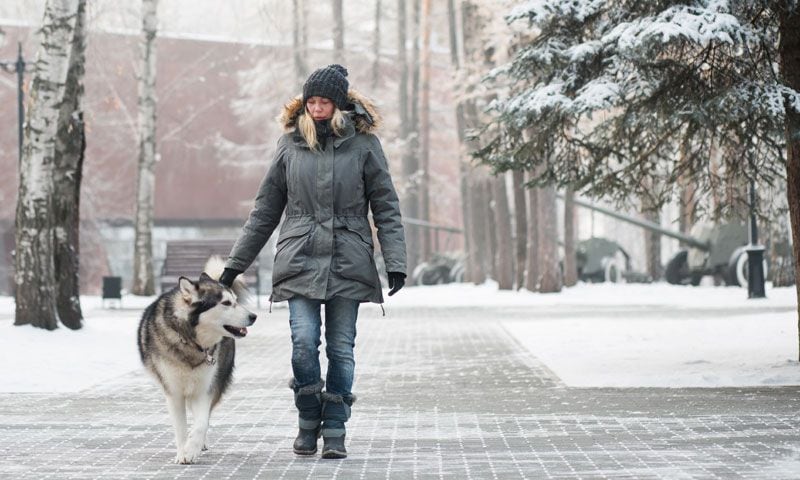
[0,42,27,165]
[746,177,766,298]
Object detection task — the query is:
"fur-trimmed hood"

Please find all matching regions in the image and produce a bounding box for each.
[279,89,382,134]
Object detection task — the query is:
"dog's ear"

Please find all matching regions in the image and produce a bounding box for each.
[178,276,197,302]
[198,272,214,283]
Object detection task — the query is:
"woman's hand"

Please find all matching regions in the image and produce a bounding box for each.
[387,272,406,296]
[219,268,243,288]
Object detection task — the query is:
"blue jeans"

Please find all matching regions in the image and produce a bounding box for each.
[288,295,359,436]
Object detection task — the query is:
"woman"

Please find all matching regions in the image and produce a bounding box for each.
[219,64,407,459]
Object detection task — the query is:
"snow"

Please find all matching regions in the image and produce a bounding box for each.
[0,283,797,392]
[381,281,800,388]
[378,279,797,310]
[508,0,605,24]
[603,5,745,51]
[0,295,155,393]
[503,311,800,388]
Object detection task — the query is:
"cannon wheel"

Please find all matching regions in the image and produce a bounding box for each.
[602,256,623,283]
[726,247,769,287]
[411,262,452,286]
[665,250,702,286]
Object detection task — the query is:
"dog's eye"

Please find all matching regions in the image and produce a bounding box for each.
[221,300,232,306]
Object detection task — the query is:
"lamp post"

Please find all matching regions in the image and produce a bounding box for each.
[0,42,27,165]
[746,176,766,298]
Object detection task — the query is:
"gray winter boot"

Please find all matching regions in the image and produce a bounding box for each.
[321,433,347,459]
[320,391,356,459]
[293,427,321,455]
[289,379,324,455]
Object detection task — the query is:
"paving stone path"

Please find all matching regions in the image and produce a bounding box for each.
[1,303,799,479]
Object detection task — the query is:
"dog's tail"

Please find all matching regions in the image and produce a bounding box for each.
[203,255,254,306]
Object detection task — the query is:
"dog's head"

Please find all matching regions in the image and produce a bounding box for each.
[178,273,257,340]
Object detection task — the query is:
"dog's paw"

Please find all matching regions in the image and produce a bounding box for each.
[174,448,199,465]
[177,436,205,464]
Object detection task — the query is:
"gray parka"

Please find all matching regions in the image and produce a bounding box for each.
[225,90,407,307]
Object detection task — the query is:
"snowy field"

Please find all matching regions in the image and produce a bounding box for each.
[0,282,797,392]
[390,281,800,388]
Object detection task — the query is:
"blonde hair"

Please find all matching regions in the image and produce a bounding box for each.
[297,108,346,151]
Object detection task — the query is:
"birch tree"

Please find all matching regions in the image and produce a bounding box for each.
[132,0,158,296]
[371,0,381,89]
[15,0,82,329]
[333,0,344,64]
[538,186,562,292]
[492,174,513,289]
[53,0,87,329]
[447,0,477,285]
[563,189,577,287]
[524,170,539,291]
[398,0,421,274]
[419,0,432,261]
[292,0,307,90]
[512,170,528,289]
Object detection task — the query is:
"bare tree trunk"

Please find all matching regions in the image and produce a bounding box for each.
[132,0,158,296]
[709,140,722,221]
[484,177,497,280]
[405,0,422,268]
[563,189,578,287]
[642,199,663,281]
[398,0,409,136]
[53,0,87,330]
[371,0,381,90]
[474,175,490,283]
[524,174,539,292]
[15,0,81,329]
[492,173,513,289]
[448,0,469,274]
[293,0,307,90]
[459,0,487,284]
[446,0,472,283]
[332,0,344,64]
[778,7,800,360]
[679,183,696,236]
[678,142,696,236]
[397,0,419,276]
[538,186,562,292]
[419,0,431,260]
[512,169,527,290]
[466,173,486,285]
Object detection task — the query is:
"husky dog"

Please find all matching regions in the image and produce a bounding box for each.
[137,257,256,464]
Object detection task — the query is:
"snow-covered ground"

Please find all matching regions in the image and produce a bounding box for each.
[385,281,800,388]
[0,282,797,393]
[0,295,155,394]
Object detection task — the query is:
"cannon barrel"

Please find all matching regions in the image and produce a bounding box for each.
[562,195,710,251]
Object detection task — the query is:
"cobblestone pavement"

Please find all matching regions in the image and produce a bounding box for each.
[2,303,800,479]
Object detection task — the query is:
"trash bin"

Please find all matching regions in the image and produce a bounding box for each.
[102,276,122,309]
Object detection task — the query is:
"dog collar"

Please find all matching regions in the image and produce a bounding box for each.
[185,339,217,367]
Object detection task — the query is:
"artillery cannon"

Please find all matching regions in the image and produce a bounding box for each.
[570,197,764,287]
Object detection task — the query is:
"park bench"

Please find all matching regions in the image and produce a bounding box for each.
[160,239,260,306]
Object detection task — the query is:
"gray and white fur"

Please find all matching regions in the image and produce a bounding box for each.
[137,256,256,464]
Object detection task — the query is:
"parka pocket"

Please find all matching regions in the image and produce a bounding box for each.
[331,228,379,287]
[272,223,314,285]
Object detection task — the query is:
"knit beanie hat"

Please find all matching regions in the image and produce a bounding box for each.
[303,64,350,110]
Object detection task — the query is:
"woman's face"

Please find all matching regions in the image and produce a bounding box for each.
[306,96,335,121]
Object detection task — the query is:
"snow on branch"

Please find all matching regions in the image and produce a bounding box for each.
[507,0,605,24]
[603,4,749,51]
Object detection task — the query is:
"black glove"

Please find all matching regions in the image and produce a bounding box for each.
[387,272,406,296]
[219,267,242,288]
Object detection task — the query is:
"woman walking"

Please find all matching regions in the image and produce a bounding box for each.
[219,64,407,459]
